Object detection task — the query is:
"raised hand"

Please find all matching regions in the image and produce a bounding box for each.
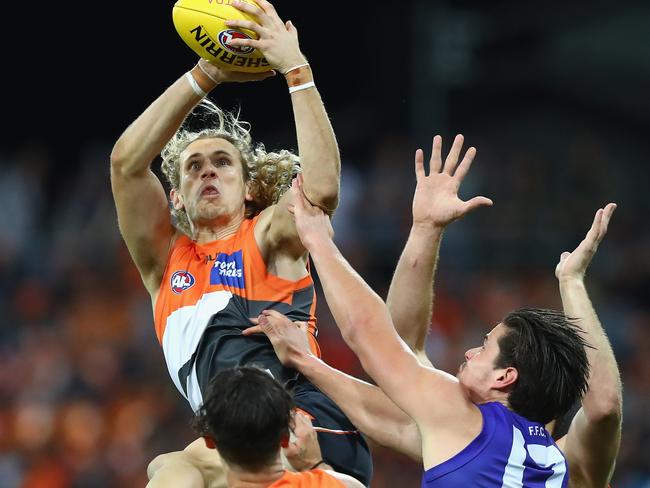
[242,309,312,367]
[225,0,307,73]
[412,134,492,230]
[286,174,334,250]
[555,203,617,281]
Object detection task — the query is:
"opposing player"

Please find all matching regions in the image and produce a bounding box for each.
[247,133,491,461]
[277,162,596,485]
[193,367,364,488]
[553,203,622,487]
[109,0,370,486]
[252,136,622,486]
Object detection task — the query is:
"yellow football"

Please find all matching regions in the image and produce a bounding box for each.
[172,0,270,73]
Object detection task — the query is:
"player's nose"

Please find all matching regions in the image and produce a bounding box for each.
[465,347,479,360]
[201,166,217,179]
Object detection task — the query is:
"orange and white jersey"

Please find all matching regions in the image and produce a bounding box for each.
[269,470,346,487]
[154,216,320,412]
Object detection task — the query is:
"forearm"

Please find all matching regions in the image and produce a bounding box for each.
[387,225,443,352]
[296,353,421,460]
[559,278,622,421]
[111,70,207,176]
[303,236,424,411]
[307,238,389,350]
[288,71,340,211]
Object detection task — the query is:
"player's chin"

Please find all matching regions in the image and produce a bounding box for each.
[457,362,466,377]
[195,204,225,220]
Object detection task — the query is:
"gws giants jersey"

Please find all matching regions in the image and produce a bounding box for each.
[154,216,320,412]
[269,470,346,487]
[423,402,568,488]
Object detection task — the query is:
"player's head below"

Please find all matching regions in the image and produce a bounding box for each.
[193,366,295,472]
[161,99,300,237]
[457,308,590,424]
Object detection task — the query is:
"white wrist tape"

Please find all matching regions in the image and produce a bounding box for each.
[289,81,316,94]
[283,62,310,75]
[185,71,207,98]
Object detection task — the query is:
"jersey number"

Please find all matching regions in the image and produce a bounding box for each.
[502,426,566,487]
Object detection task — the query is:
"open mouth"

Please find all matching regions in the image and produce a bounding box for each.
[200,185,219,197]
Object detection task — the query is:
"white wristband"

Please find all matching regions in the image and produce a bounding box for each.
[196,62,220,85]
[185,71,207,98]
[289,81,316,94]
[283,62,310,75]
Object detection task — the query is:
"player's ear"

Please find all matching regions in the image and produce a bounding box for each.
[494,366,518,390]
[244,179,254,202]
[203,435,216,450]
[171,188,184,210]
[280,434,289,449]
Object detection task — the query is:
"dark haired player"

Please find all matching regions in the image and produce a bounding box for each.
[257,137,613,486]
[193,367,364,487]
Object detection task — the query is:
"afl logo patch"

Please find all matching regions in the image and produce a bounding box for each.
[170,271,195,294]
[218,30,255,55]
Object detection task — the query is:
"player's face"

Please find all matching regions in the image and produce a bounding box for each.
[175,137,251,225]
[457,323,510,401]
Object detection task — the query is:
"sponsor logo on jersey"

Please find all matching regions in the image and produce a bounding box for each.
[210,250,246,289]
[170,270,196,294]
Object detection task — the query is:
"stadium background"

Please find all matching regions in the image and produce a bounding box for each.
[1,1,648,486]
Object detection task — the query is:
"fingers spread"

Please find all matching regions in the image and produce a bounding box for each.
[443,134,464,175]
[453,146,477,182]
[463,196,493,213]
[414,149,425,180]
[429,135,442,173]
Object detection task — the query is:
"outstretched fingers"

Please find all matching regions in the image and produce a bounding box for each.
[598,203,617,241]
[414,149,425,181]
[429,135,443,174]
[443,134,464,175]
[462,195,493,214]
[453,146,477,183]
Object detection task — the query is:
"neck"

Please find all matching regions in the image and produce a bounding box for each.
[225,458,286,488]
[192,211,246,243]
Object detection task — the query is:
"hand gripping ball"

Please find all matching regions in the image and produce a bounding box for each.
[173,0,270,72]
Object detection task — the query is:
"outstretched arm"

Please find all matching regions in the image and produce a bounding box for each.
[287,175,479,440]
[228,0,340,259]
[244,311,422,461]
[556,204,622,487]
[110,59,273,295]
[387,135,492,356]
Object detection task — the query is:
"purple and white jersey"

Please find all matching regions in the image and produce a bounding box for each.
[422,402,567,487]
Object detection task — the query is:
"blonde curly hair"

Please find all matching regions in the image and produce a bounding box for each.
[160,99,300,237]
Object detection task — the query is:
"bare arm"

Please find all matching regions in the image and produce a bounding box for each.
[245,312,422,461]
[288,177,472,435]
[556,204,622,488]
[298,353,422,461]
[110,70,202,295]
[387,135,491,352]
[228,1,340,261]
[110,60,273,294]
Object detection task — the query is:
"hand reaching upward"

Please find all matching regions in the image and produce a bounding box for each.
[412,134,493,230]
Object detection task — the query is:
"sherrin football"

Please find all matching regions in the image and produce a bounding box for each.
[172,0,270,73]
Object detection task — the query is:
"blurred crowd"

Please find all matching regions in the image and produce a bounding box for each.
[0,119,648,487]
